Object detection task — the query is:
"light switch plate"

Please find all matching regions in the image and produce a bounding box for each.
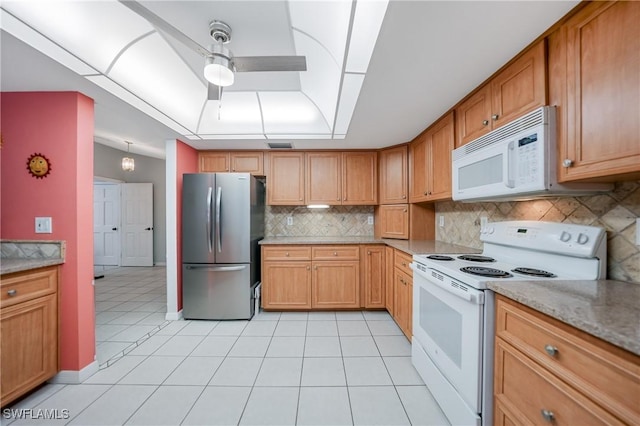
[368,215,374,225]
[35,217,52,233]
[438,215,445,227]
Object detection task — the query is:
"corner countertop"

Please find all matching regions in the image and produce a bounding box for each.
[488,280,640,356]
[259,237,479,256]
[1,258,64,275]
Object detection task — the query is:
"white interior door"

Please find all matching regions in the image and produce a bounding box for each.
[121,183,154,266]
[93,183,121,265]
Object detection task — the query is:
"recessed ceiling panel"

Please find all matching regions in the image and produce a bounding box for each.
[334,73,364,135]
[345,0,389,73]
[108,33,205,131]
[198,92,263,134]
[260,91,330,135]
[2,1,154,73]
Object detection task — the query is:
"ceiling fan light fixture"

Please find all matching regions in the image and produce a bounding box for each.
[204,44,235,87]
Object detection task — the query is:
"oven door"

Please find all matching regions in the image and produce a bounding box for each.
[412,264,484,413]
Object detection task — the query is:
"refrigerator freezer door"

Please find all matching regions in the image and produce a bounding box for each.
[215,173,251,263]
[182,174,216,264]
[183,263,254,320]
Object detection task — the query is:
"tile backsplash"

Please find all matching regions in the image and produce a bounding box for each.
[435,180,640,283]
[266,205,374,237]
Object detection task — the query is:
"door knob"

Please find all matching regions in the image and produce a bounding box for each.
[482,120,489,126]
[491,114,499,120]
[112,227,117,231]
[563,159,574,167]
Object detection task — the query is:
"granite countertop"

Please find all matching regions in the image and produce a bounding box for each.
[488,280,640,356]
[259,237,479,256]
[1,258,65,275]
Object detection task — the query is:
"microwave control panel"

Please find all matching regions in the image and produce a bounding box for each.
[516,132,541,185]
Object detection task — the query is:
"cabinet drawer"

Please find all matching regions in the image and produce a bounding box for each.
[1,267,57,308]
[495,338,623,425]
[496,296,640,424]
[262,246,311,261]
[394,250,413,277]
[311,246,360,261]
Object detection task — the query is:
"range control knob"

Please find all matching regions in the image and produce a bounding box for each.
[560,231,572,242]
[488,227,495,234]
[577,233,589,245]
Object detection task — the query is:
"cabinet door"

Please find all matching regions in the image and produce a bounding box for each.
[342,152,377,205]
[384,246,395,314]
[312,261,360,309]
[393,269,412,339]
[455,85,492,147]
[262,262,312,309]
[230,152,264,175]
[306,152,341,205]
[408,135,429,203]
[362,245,385,309]
[426,111,455,201]
[378,204,409,239]
[267,152,305,205]
[199,152,230,172]
[554,1,640,181]
[491,40,546,128]
[1,294,58,405]
[379,145,408,204]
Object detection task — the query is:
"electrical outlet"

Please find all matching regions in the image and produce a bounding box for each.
[368,215,374,225]
[438,215,445,227]
[35,217,52,233]
[286,216,293,226]
[480,216,488,228]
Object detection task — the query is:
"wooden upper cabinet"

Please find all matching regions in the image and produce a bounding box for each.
[409,111,455,203]
[379,145,408,204]
[306,151,377,205]
[551,1,640,182]
[230,152,264,175]
[267,152,305,205]
[342,152,377,205]
[199,151,264,175]
[306,152,341,205]
[456,40,546,147]
[199,152,229,172]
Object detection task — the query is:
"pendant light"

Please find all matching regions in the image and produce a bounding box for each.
[122,141,135,171]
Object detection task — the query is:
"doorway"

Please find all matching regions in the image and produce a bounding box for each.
[94,181,154,270]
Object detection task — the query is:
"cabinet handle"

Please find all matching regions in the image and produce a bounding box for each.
[402,195,406,199]
[482,119,489,126]
[403,209,407,213]
[540,409,555,423]
[492,114,499,121]
[285,252,289,257]
[402,262,406,266]
[544,344,558,357]
[299,198,303,201]
[7,289,17,297]
[307,266,310,270]
[423,191,428,195]
[367,251,371,255]
[314,266,317,270]
[333,252,337,256]
[562,159,573,168]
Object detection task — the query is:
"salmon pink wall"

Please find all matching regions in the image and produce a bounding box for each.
[1,92,95,371]
[175,140,198,310]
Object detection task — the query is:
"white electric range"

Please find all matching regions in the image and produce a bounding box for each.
[411,220,607,426]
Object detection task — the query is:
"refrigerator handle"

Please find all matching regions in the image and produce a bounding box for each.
[186,265,247,272]
[206,186,213,253]
[216,186,222,253]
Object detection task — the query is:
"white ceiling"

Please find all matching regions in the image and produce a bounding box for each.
[0,1,579,159]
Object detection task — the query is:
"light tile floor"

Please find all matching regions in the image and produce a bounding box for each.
[4,267,450,426]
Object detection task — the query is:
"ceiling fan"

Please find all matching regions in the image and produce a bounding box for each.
[119,0,307,100]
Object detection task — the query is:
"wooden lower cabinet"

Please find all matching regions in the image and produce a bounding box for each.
[495,295,640,425]
[384,246,395,314]
[261,261,312,309]
[1,266,59,406]
[312,261,360,309]
[393,269,412,340]
[361,245,385,309]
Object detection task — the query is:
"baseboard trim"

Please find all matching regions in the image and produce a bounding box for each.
[49,360,100,384]
[165,310,183,321]
[154,262,167,266]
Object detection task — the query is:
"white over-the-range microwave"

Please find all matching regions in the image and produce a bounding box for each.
[452,106,612,202]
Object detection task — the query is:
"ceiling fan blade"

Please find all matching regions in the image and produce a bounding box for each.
[207,83,222,101]
[118,0,211,58]
[233,56,307,73]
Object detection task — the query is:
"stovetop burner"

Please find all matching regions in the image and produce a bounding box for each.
[426,255,454,261]
[512,267,557,278]
[458,254,495,262]
[460,266,513,278]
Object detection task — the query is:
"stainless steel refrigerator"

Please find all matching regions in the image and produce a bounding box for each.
[182,173,265,320]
